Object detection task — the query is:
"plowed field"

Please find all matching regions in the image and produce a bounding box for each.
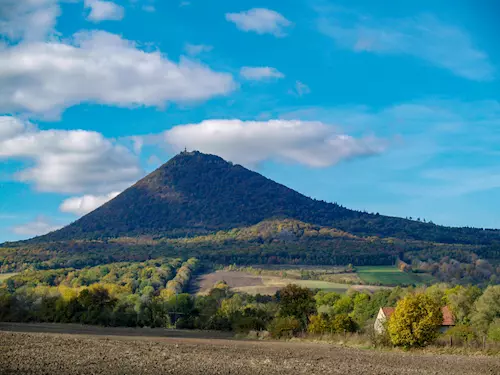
[0,325,498,375]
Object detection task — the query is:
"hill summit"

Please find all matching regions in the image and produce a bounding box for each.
[35,151,499,245]
[37,150,349,241]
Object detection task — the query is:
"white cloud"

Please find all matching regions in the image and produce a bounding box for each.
[317,12,494,81]
[185,43,213,56]
[12,216,63,236]
[84,0,124,22]
[0,0,60,42]
[0,31,236,116]
[60,191,120,215]
[226,8,291,37]
[0,116,143,194]
[240,66,284,81]
[289,81,310,97]
[163,119,386,167]
[0,116,30,140]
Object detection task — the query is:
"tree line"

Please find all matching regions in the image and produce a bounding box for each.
[1,258,499,348]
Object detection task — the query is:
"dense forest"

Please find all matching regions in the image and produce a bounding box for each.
[2,219,499,285]
[11,151,500,245]
[1,258,499,349]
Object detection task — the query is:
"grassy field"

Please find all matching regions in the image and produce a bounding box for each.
[0,273,18,283]
[194,270,385,295]
[356,266,434,286]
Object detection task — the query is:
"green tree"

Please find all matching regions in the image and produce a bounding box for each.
[219,294,244,319]
[471,285,500,334]
[387,293,442,348]
[267,316,301,339]
[425,283,450,306]
[350,293,371,326]
[314,291,341,307]
[330,314,357,333]
[333,295,353,315]
[277,284,316,328]
[487,318,500,342]
[445,285,481,324]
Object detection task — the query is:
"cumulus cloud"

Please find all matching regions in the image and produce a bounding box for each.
[84,0,124,22]
[184,43,213,56]
[0,116,30,140]
[226,8,291,37]
[0,116,143,194]
[12,216,63,236]
[60,191,120,215]
[240,66,284,81]
[317,11,494,81]
[0,0,60,42]
[163,119,386,167]
[0,31,236,116]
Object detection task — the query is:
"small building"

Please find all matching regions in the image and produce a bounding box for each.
[374,306,455,334]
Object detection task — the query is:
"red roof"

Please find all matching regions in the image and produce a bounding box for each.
[441,306,454,326]
[382,307,395,318]
[381,306,455,326]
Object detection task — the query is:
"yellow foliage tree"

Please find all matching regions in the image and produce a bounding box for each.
[159,288,175,300]
[307,314,329,334]
[387,293,442,348]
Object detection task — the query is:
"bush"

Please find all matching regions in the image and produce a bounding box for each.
[268,316,301,339]
[445,325,477,343]
[206,315,232,331]
[367,323,391,347]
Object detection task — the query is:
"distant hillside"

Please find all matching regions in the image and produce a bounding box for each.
[27,151,500,245]
[2,218,498,286]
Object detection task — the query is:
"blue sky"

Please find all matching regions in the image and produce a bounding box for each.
[0,0,499,242]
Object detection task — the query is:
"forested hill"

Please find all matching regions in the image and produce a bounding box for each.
[21,151,500,245]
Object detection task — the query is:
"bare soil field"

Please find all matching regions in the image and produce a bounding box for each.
[194,270,382,295]
[1,326,499,375]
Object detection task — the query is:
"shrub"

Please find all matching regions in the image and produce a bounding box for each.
[268,316,301,339]
[206,315,232,331]
[445,324,477,343]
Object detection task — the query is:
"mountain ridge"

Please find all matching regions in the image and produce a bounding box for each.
[19,150,500,246]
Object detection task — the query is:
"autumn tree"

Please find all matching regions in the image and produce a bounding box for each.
[277,284,316,328]
[307,313,329,334]
[387,293,442,348]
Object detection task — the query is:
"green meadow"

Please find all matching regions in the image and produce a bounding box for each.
[356,266,434,286]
